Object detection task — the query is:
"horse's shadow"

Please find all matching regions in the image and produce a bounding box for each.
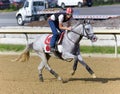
[63,77,120,83]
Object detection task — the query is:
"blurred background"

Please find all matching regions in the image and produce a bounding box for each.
[0,0,120,10]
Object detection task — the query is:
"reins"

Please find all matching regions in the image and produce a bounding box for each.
[66,23,84,44]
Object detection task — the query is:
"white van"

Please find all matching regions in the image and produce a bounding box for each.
[57,0,84,8]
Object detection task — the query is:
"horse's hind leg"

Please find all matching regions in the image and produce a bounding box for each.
[45,53,62,81]
[36,52,48,82]
[37,60,45,82]
[50,69,62,81]
[37,52,62,81]
[77,55,96,78]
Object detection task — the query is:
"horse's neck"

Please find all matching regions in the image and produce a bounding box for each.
[66,30,82,44]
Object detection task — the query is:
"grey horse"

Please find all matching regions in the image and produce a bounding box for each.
[14,20,97,82]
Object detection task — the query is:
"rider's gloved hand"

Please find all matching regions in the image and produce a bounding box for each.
[67,26,72,30]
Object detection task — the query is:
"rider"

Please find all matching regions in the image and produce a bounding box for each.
[48,7,73,52]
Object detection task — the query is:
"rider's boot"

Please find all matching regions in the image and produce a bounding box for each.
[50,47,56,52]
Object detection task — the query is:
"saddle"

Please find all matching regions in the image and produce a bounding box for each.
[44,32,65,53]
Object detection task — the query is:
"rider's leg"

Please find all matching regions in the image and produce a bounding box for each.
[48,20,59,50]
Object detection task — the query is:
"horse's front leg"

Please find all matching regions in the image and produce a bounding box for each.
[71,57,78,75]
[77,55,96,78]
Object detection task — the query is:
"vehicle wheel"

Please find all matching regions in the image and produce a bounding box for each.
[34,17,39,21]
[44,14,49,20]
[86,0,92,7]
[17,15,24,26]
[78,2,82,8]
[61,3,65,9]
[87,3,92,7]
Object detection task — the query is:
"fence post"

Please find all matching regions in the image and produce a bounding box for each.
[114,34,118,57]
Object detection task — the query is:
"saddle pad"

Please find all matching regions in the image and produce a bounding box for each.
[44,34,52,53]
[44,34,63,53]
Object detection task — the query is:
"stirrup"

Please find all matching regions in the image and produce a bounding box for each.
[50,48,56,52]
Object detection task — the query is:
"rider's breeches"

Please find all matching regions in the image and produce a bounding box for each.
[48,20,62,47]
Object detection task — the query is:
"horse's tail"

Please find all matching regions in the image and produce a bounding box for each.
[12,34,32,62]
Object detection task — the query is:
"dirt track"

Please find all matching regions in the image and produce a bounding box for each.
[0,54,120,94]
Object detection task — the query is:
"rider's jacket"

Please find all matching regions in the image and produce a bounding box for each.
[50,13,72,24]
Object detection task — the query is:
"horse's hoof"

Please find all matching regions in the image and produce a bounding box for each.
[62,80,68,83]
[57,76,62,81]
[92,74,96,78]
[70,70,75,75]
[39,77,44,82]
[62,78,69,83]
[39,74,44,82]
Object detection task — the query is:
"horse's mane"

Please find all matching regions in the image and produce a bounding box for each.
[72,21,81,30]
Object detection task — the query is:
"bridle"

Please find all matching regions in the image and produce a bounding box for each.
[82,24,93,39]
[67,23,92,44]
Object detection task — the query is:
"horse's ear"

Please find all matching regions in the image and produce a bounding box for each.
[83,19,86,24]
[84,19,90,24]
[87,20,90,24]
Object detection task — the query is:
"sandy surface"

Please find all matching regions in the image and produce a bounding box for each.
[0,54,120,94]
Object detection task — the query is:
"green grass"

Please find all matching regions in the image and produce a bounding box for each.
[0,44,119,54]
[0,5,21,12]
[0,44,25,52]
[92,0,120,6]
[0,9,16,12]
[80,46,115,54]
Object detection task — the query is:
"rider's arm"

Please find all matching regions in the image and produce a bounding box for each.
[59,23,71,30]
[58,15,71,31]
[67,20,71,27]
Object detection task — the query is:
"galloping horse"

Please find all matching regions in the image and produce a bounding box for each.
[14,20,97,82]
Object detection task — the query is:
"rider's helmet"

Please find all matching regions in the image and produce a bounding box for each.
[66,7,73,14]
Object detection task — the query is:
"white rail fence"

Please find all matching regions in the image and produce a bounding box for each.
[0,27,120,57]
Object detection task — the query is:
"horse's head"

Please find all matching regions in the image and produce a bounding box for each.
[67,20,97,44]
[83,20,97,42]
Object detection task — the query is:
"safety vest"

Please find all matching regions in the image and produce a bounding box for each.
[54,13,72,24]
